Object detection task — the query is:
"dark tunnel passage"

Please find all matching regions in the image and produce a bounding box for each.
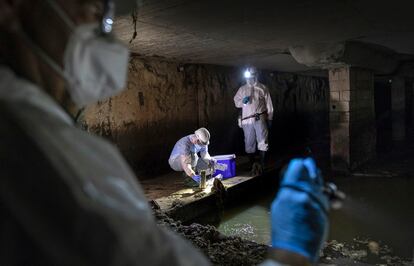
[375,79,393,152]
[2,0,414,265]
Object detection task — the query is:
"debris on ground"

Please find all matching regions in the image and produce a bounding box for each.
[321,238,413,266]
[153,208,268,265]
[194,192,207,198]
[153,208,413,265]
[171,199,184,209]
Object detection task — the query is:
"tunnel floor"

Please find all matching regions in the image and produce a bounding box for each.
[142,138,414,265]
[141,155,275,225]
[140,154,284,219]
[141,155,254,200]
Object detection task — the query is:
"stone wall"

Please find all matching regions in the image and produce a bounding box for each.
[262,72,329,161]
[329,67,376,171]
[83,55,329,177]
[84,56,199,176]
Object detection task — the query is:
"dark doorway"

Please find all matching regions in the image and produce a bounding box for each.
[374,79,392,152]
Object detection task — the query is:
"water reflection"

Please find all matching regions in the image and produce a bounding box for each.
[216,176,414,258]
[217,205,271,245]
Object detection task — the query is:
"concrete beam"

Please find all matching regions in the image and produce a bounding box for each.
[289,41,399,74]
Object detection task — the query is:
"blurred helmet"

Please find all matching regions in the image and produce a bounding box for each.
[244,66,258,79]
[194,128,210,145]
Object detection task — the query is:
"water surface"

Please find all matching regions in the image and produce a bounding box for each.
[217,176,414,258]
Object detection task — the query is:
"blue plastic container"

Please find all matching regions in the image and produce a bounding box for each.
[212,154,236,179]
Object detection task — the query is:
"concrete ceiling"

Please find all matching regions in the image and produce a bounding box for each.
[114,0,414,73]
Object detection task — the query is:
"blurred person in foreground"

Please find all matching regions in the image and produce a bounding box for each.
[0,0,329,265]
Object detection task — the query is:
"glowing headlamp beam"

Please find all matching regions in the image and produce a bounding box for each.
[244,70,252,78]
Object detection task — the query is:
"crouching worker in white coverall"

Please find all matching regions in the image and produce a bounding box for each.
[168,128,217,186]
[234,66,274,175]
[0,0,329,265]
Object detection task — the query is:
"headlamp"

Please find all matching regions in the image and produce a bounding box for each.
[101,0,115,34]
[45,0,116,35]
[244,70,252,79]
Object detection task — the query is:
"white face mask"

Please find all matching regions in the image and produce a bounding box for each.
[246,77,257,86]
[194,144,203,150]
[24,0,130,107]
[64,24,130,106]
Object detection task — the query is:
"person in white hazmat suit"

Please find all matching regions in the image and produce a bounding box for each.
[0,0,330,265]
[169,127,218,185]
[234,66,274,174]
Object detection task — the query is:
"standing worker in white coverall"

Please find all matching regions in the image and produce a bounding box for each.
[0,0,330,265]
[234,66,274,174]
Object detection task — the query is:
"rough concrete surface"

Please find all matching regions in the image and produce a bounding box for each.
[84,55,200,176]
[329,67,376,171]
[290,41,399,74]
[112,1,414,72]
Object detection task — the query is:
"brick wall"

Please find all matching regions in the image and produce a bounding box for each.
[329,67,376,171]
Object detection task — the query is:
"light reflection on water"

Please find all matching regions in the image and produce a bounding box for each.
[217,205,271,245]
[217,176,414,257]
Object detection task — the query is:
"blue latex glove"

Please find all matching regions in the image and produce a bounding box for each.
[191,174,201,184]
[242,96,250,104]
[270,158,329,263]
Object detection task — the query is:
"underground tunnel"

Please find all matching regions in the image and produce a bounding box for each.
[1,0,414,265]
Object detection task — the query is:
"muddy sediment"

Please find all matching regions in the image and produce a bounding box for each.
[320,239,413,266]
[154,208,268,265]
[153,208,413,266]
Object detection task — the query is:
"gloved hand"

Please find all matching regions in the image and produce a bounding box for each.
[209,158,217,167]
[267,119,272,128]
[191,174,201,184]
[270,157,329,263]
[242,96,250,104]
